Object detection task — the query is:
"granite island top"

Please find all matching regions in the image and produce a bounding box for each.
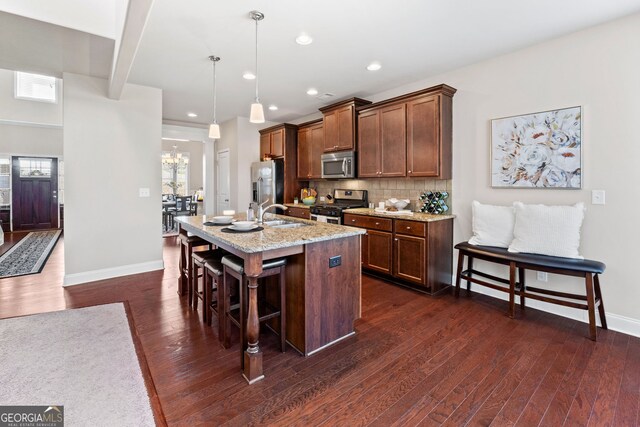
[175,213,364,254]
[344,208,455,222]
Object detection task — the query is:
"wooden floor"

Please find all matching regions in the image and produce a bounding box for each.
[1,235,639,426]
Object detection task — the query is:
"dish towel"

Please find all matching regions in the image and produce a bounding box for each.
[316,215,328,223]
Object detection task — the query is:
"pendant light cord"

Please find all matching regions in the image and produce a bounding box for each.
[254,16,259,102]
[212,58,217,123]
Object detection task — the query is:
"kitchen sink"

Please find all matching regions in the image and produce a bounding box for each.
[264,220,311,229]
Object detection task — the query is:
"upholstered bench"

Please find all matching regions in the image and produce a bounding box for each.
[454,241,607,341]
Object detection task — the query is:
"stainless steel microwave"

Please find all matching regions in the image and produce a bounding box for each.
[321,151,355,179]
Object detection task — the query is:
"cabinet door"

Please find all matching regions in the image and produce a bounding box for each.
[336,105,355,150]
[323,110,338,152]
[271,129,285,158]
[309,124,324,179]
[394,234,426,285]
[407,95,440,177]
[297,128,311,179]
[357,110,380,178]
[366,230,393,274]
[380,104,407,177]
[260,133,271,160]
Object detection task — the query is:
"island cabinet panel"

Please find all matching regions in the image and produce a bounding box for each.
[296,120,323,180]
[320,98,371,153]
[286,235,361,355]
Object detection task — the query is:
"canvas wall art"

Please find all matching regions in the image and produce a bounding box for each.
[491,106,582,188]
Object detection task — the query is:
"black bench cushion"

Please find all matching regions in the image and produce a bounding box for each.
[455,242,605,274]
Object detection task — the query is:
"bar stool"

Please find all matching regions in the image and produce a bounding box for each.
[191,248,225,320]
[204,258,225,339]
[221,255,287,353]
[177,228,211,300]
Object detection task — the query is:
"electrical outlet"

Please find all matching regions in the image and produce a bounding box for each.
[320,196,326,202]
[329,255,341,268]
[537,272,548,282]
[591,190,605,205]
[139,188,150,197]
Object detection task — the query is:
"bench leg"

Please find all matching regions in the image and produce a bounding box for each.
[466,257,474,293]
[508,262,516,319]
[455,252,465,298]
[519,267,526,310]
[594,274,608,330]
[586,273,597,341]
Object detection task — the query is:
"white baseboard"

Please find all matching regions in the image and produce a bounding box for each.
[63,260,164,287]
[457,277,640,338]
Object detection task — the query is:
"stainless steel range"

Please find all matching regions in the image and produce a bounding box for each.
[310,189,368,225]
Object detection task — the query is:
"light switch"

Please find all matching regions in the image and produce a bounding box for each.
[139,188,150,198]
[591,190,605,205]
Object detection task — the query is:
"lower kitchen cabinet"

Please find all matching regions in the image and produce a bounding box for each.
[344,213,453,295]
[285,206,310,220]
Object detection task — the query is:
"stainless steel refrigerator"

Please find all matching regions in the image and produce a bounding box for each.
[250,159,284,207]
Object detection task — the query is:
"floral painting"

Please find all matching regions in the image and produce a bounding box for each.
[491,106,582,188]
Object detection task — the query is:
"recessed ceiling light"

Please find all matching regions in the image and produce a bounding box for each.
[306,88,318,96]
[187,112,198,117]
[268,105,278,111]
[295,33,313,45]
[243,72,256,80]
[366,62,382,71]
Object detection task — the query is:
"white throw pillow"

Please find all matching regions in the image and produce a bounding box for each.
[468,201,515,248]
[508,202,585,259]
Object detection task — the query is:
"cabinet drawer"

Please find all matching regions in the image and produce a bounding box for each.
[286,206,310,220]
[395,219,426,237]
[344,214,392,232]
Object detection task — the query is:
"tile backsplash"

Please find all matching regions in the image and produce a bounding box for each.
[309,178,452,212]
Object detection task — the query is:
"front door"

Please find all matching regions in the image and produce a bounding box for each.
[216,149,230,213]
[12,156,59,230]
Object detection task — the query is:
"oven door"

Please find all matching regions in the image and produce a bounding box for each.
[310,213,341,225]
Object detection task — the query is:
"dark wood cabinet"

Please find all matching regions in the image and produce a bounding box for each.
[343,213,453,295]
[285,206,310,220]
[320,98,371,153]
[296,119,323,180]
[356,84,455,179]
[260,126,286,159]
[258,124,303,203]
[357,104,406,177]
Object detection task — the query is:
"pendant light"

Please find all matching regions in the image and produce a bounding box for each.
[208,55,221,139]
[249,10,265,123]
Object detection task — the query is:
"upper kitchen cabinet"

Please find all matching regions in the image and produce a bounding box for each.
[356,84,456,179]
[320,98,371,153]
[297,119,323,180]
[259,124,297,160]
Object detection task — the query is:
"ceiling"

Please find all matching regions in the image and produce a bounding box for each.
[1,1,640,126]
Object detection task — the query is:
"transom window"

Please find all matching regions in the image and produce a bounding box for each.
[19,158,52,178]
[15,71,58,103]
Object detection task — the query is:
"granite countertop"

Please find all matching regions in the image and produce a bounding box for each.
[344,208,455,222]
[284,203,311,209]
[175,213,364,254]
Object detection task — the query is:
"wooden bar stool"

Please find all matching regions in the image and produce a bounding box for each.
[204,258,225,339]
[177,228,211,300]
[221,255,287,354]
[191,248,225,320]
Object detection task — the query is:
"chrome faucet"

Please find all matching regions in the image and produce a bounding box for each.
[258,202,288,224]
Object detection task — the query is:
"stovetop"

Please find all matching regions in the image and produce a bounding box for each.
[310,189,368,217]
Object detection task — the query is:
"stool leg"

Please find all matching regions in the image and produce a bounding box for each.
[280,266,286,352]
[594,274,607,330]
[215,273,224,336]
[222,269,232,349]
[466,257,474,293]
[508,262,516,319]
[187,243,195,307]
[454,252,464,298]
[586,273,597,341]
[178,240,187,296]
[190,261,198,309]
[201,266,208,324]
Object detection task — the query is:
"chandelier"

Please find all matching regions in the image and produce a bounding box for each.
[162,145,189,194]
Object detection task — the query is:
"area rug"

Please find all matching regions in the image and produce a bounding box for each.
[0,303,160,426]
[0,230,61,278]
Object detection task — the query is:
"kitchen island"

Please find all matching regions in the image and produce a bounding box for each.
[175,214,365,384]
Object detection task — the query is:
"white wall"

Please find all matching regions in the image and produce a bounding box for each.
[0,125,62,156]
[364,13,640,333]
[62,72,162,285]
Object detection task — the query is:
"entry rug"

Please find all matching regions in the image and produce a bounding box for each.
[0,230,61,278]
[0,303,160,426]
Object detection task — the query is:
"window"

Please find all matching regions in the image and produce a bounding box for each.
[0,158,9,207]
[19,158,52,178]
[15,71,58,103]
[161,150,189,196]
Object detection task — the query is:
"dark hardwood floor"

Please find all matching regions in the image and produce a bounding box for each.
[0,235,638,426]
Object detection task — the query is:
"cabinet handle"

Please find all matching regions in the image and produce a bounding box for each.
[406,226,411,230]
[352,219,356,222]
[375,222,379,225]
[408,170,412,173]
[394,238,398,241]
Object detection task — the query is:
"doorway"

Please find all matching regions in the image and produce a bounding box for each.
[11,156,59,230]
[216,149,230,213]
